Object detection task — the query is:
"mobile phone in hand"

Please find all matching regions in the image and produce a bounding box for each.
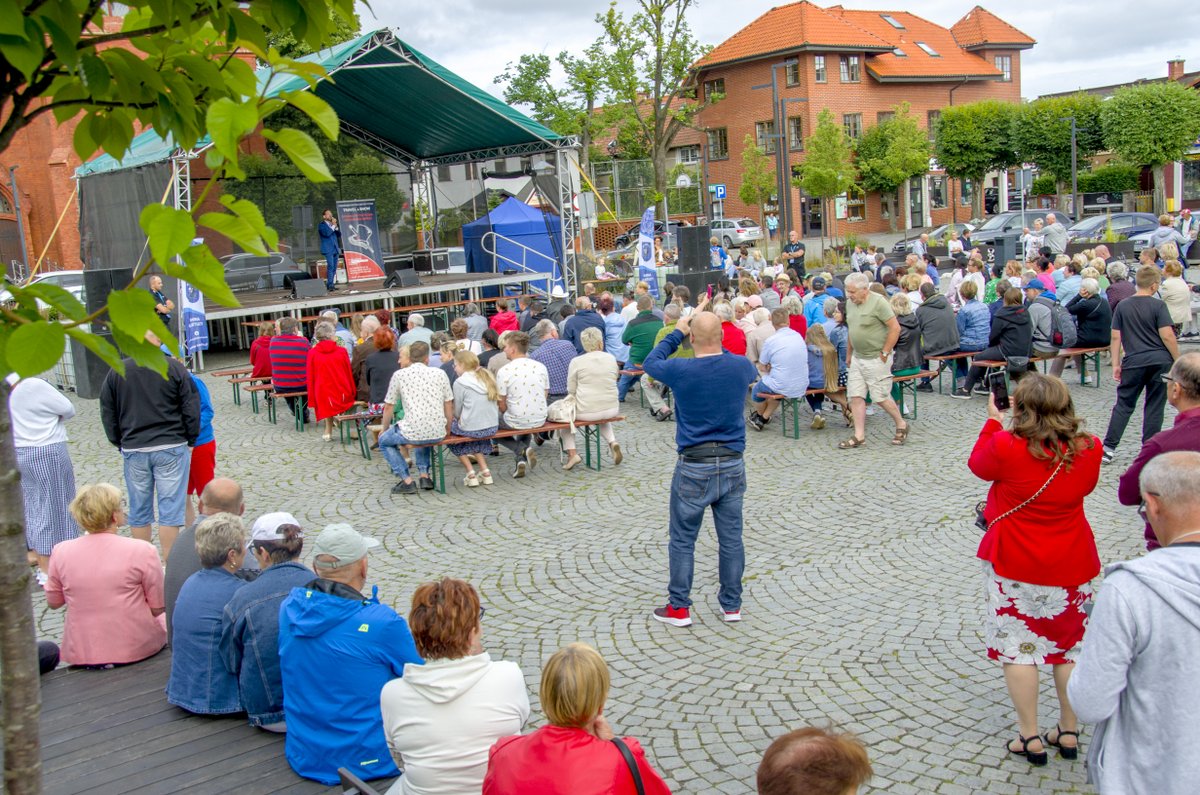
[988,371,1010,411]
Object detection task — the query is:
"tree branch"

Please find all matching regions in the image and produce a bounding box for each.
[76,7,216,50]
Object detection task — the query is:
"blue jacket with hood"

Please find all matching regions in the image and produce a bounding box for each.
[278,579,422,784]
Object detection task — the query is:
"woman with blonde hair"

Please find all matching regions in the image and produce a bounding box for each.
[969,373,1102,766]
[805,323,851,428]
[902,273,924,308]
[44,483,166,667]
[451,350,500,487]
[1160,259,1192,336]
[483,643,670,794]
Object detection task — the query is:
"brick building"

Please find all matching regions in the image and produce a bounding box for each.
[691,2,1034,238]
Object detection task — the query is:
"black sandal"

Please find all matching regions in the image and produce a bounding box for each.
[1006,734,1048,766]
[1043,725,1079,760]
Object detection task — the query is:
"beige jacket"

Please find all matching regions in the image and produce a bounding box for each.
[567,351,618,416]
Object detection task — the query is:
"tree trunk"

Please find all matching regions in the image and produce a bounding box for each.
[1152,165,1165,215]
[0,380,42,795]
[653,144,668,223]
[886,191,897,233]
[972,179,984,222]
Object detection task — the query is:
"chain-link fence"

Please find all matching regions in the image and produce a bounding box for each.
[589,159,703,221]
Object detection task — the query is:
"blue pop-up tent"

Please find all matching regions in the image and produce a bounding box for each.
[462,197,563,294]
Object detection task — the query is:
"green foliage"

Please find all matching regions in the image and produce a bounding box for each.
[1077,163,1140,193]
[266,6,361,58]
[795,109,857,200]
[854,103,931,194]
[1101,81,1200,169]
[667,163,701,213]
[1011,94,1104,183]
[932,100,1018,183]
[1030,174,1057,196]
[738,134,776,215]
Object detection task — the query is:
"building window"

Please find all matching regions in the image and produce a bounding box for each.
[892,47,906,57]
[465,161,476,181]
[843,113,863,140]
[915,42,940,57]
[881,13,904,28]
[788,117,804,150]
[995,55,1012,82]
[927,109,941,140]
[813,55,827,83]
[493,159,506,173]
[960,178,974,206]
[877,111,895,125]
[1182,160,1200,201]
[0,192,11,214]
[707,128,729,160]
[840,55,860,83]
[929,176,947,209]
[755,120,777,154]
[678,145,700,164]
[785,60,801,87]
[520,156,532,171]
[703,78,725,102]
[846,191,866,222]
[436,165,452,182]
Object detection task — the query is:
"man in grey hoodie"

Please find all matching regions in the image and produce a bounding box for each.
[1067,450,1200,795]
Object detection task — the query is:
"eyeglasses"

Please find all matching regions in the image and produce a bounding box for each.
[1138,491,1162,521]
[1161,374,1176,384]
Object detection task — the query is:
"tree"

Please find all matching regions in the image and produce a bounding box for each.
[795,109,857,250]
[738,134,775,233]
[1102,81,1200,212]
[854,103,931,232]
[598,0,711,222]
[932,100,1018,219]
[1011,94,1104,208]
[0,4,355,791]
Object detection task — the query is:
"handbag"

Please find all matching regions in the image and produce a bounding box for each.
[975,457,1066,533]
[546,395,578,428]
[612,738,647,795]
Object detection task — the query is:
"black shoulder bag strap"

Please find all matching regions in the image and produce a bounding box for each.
[612,738,647,795]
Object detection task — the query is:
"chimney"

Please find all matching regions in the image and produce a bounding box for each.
[1168,58,1185,81]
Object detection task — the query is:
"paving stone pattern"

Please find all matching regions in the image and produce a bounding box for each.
[33,352,1169,794]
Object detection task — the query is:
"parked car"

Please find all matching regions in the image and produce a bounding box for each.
[446,246,467,274]
[0,269,86,307]
[890,223,975,254]
[968,209,1074,246]
[612,219,686,248]
[1065,212,1158,243]
[710,218,763,248]
[984,188,1029,215]
[220,252,308,292]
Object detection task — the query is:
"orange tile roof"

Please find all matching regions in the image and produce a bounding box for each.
[827,8,1001,79]
[694,1,892,70]
[950,6,1036,49]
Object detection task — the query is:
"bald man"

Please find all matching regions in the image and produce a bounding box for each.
[163,477,246,641]
[643,296,758,627]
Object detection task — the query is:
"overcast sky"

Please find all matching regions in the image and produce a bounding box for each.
[359,0,1187,102]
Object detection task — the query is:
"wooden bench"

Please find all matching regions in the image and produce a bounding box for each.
[332,409,382,459]
[618,368,672,411]
[973,354,1059,391]
[226,374,269,406]
[407,417,625,494]
[925,352,979,394]
[759,369,935,435]
[1058,346,1107,388]
[245,384,308,430]
[209,365,252,378]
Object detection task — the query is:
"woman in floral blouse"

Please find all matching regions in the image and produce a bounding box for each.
[968,373,1102,767]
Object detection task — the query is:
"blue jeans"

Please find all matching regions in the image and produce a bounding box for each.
[378,425,439,480]
[617,371,641,402]
[122,445,190,527]
[324,250,339,289]
[668,457,746,611]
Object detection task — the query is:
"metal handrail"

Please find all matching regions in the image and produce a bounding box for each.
[480,231,558,296]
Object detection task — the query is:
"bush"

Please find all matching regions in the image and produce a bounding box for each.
[1077,163,1140,193]
[1031,174,1057,196]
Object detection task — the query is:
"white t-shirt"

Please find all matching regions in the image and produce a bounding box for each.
[496,356,549,428]
[9,376,74,447]
[384,363,453,441]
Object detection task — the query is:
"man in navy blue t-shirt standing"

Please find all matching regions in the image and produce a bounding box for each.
[643,295,758,627]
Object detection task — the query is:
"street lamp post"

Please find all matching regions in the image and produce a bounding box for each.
[1060,116,1078,216]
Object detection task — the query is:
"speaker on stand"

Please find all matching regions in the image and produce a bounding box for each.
[676,226,711,274]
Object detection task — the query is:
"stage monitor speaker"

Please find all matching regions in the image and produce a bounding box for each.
[83,268,133,332]
[383,254,414,278]
[383,268,420,288]
[291,278,327,299]
[71,331,115,400]
[676,226,711,274]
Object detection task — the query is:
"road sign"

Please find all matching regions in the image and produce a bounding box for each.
[713,183,727,200]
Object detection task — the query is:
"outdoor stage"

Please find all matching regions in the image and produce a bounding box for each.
[194,270,545,369]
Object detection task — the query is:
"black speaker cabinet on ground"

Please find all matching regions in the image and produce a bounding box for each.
[83,267,133,332]
[291,278,328,299]
[673,269,723,299]
[676,226,711,274]
[383,254,414,278]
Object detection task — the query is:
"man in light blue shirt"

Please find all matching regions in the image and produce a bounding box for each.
[748,308,809,431]
[803,277,830,326]
[1057,260,1083,305]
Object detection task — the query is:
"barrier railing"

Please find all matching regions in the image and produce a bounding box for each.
[481,231,558,297]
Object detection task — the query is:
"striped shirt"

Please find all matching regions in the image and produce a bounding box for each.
[269,334,310,390]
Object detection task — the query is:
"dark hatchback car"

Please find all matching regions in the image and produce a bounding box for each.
[1065,212,1159,242]
[220,252,309,292]
[969,209,1075,245]
[612,219,686,248]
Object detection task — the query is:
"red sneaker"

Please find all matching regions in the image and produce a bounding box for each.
[652,604,692,627]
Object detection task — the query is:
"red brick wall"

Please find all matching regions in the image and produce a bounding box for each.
[696,49,1022,237]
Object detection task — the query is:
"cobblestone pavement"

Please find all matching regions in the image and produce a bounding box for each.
[32,350,1177,795]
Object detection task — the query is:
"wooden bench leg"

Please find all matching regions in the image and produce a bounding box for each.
[901,382,917,420]
[232,383,241,406]
[357,419,372,460]
[433,445,446,494]
[251,389,260,415]
[294,397,307,432]
[1083,352,1101,388]
[267,394,276,424]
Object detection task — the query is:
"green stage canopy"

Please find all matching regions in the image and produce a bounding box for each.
[77,29,563,177]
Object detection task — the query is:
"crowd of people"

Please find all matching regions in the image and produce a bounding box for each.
[11,222,1200,792]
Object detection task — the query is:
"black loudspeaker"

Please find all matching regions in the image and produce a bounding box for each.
[83,268,133,332]
[673,270,723,299]
[383,254,414,279]
[677,226,711,274]
[412,251,433,273]
[292,278,328,299]
[384,268,420,288]
[71,331,116,400]
[430,248,450,272]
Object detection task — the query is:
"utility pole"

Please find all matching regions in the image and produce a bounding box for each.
[1060,115,1078,216]
[751,59,800,250]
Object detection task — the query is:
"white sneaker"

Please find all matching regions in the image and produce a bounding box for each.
[865,406,877,416]
[722,609,742,623]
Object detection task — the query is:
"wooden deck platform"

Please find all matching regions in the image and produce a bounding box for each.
[36,650,396,794]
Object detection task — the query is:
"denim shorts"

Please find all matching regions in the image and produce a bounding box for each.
[122,445,190,527]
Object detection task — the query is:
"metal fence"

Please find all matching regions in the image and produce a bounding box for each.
[588,159,703,221]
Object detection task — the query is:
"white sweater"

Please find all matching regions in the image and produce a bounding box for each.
[9,377,74,447]
[382,653,530,795]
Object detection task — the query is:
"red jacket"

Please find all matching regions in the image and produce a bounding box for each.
[249,335,272,378]
[1117,406,1200,550]
[306,340,355,421]
[970,418,1102,586]
[483,725,671,795]
[490,311,519,334]
[720,321,747,356]
[787,314,808,337]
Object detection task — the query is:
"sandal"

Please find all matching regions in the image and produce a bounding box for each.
[837,436,866,450]
[1006,734,1048,766]
[840,404,853,427]
[1043,725,1079,760]
[891,423,910,446]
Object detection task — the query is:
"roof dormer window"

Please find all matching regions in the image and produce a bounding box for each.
[881,14,904,29]
[915,41,940,57]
